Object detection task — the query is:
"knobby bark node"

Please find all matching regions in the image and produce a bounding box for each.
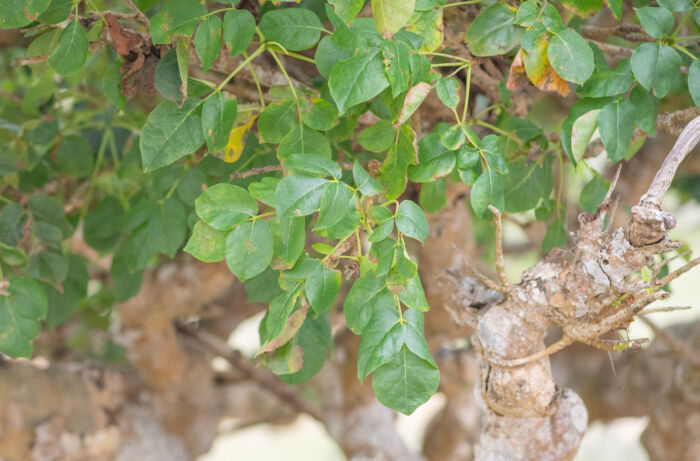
[469,115,700,461]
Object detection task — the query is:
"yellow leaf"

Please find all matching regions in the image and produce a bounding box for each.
[223,115,257,163]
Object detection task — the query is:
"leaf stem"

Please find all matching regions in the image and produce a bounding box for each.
[441,0,483,7]
[243,50,266,109]
[214,45,266,93]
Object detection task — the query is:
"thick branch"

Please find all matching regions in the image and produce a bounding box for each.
[642,114,700,205]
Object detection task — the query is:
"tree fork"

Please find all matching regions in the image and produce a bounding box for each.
[472,115,700,460]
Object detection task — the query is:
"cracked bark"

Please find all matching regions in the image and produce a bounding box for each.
[470,115,700,460]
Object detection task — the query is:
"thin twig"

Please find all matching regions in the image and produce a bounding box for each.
[655,257,700,288]
[122,0,150,26]
[605,164,622,202]
[643,115,700,204]
[637,305,691,315]
[487,336,574,367]
[179,325,325,421]
[487,205,509,288]
[451,242,506,294]
[230,161,356,179]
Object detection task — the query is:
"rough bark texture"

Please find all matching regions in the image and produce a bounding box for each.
[469,115,700,460]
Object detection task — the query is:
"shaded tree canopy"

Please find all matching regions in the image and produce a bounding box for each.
[0,0,699,460]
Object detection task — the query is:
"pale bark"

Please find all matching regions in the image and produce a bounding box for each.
[469,115,700,460]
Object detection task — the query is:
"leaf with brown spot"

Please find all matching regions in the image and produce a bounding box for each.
[257,302,310,355]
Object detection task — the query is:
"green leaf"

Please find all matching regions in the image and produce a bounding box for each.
[194,15,222,72]
[249,177,281,207]
[344,271,395,333]
[300,98,339,131]
[607,0,622,18]
[154,49,183,102]
[372,0,415,37]
[259,8,323,51]
[111,245,144,303]
[123,199,187,271]
[83,198,121,252]
[372,345,439,414]
[471,167,504,217]
[557,0,602,18]
[28,194,72,237]
[406,7,442,52]
[202,92,238,152]
[176,36,190,102]
[277,125,332,160]
[634,7,674,39]
[369,206,394,243]
[275,175,329,217]
[196,183,258,231]
[222,9,255,57]
[598,99,636,163]
[184,221,228,262]
[561,97,613,164]
[226,219,274,281]
[140,99,204,172]
[328,0,365,24]
[630,85,658,136]
[570,109,600,159]
[0,243,27,267]
[259,101,297,144]
[353,162,383,196]
[548,29,594,84]
[381,40,411,97]
[278,313,332,384]
[37,0,71,24]
[380,125,416,199]
[48,19,88,76]
[436,77,459,109]
[419,178,446,213]
[0,276,47,358]
[399,273,429,311]
[27,248,67,284]
[503,158,552,213]
[150,0,208,45]
[657,0,693,12]
[630,42,681,99]
[272,215,306,268]
[0,0,51,29]
[397,82,431,124]
[396,200,429,243]
[358,307,401,379]
[315,36,354,78]
[104,56,126,110]
[578,59,635,98]
[265,285,302,338]
[260,340,304,375]
[542,218,567,252]
[358,308,434,379]
[285,154,342,179]
[579,175,608,213]
[45,255,88,329]
[465,3,521,57]
[689,61,700,109]
[440,125,466,150]
[55,134,94,178]
[407,131,456,182]
[456,144,480,169]
[329,48,391,114]
[329,0,365,24]
[316,181,354,230]
[306,262,341,314]
[358,120,395,152]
